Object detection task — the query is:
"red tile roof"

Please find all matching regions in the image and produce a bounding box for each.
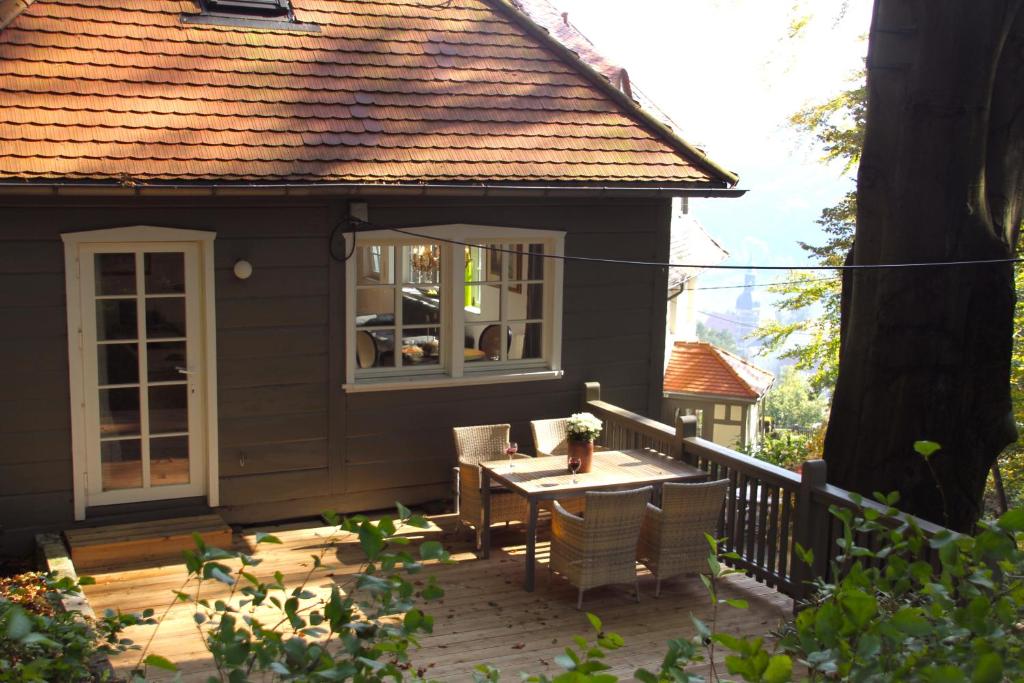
[0,0,737,187]
[664,341,774,400]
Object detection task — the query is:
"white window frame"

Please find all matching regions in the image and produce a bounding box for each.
[343,224,565,392]
[62,226,220,520]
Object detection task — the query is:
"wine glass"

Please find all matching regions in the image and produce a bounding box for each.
[506,442,518,470]
[568,455,582,483]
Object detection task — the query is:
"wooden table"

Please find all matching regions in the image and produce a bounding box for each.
[479,449,708,591]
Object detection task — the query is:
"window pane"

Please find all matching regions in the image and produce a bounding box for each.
[149,385,188,434]
[146,298,186,338]
[465,283,500,323]
[476,323,509,361]
[402,287,441,325]
[357,245,393,285]
[467,245,501,282]
[151,435,190,487]
[402,327,441,366]
[402,244,440,285]
[99,387,141,437]
[356,287,395,326]
[527,243,545,280]
[98,343,139,386]
[148,341,187,382]
[101,439,142,491]
[95,253,135,296]
[509,322,542,360]
[97,300,138,341]
[356,330,395,369]
[144,253,185,294]
[507,283,543,320]
[504,244,525,281]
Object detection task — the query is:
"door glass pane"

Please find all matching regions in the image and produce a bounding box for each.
[150,436,189,486]
[148,342,186,382]
[98,343,139,386]
[95,253,135,296]
[466,244,501,282]
[145,253,185,294]
[402,327,441,366]
[146,298,186,338]
[99,387,141,437]
[526,243,545,280]
[149,385,188,434]
[97,300,138,341]
[402,244,440,285]
[402,287,441,325]
[504,244,525,281]
[101,439,142,490]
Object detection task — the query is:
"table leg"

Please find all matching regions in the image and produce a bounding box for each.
[524,497,539,591]
[481,469,491,559]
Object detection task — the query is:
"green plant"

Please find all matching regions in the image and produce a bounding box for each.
[744,429,819,472]
[0,572,154,682]
[133,503,451,682]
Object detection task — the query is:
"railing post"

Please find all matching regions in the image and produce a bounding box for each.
[791,459,828,602]
[583,381,601,408]
[675,414,698,463]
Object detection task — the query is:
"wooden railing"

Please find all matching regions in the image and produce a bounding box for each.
[581,382,952,602]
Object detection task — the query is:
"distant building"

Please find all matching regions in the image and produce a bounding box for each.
[662,341,774,450]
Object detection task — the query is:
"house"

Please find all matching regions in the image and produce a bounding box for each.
[0,0,741,555]
[663,341,773,449]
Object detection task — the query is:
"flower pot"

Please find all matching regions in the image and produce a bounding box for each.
[568,439,594,473]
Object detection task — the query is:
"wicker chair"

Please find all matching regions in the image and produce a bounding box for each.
[530,417,570,457]
[637,479,729,597]
[549,486,652,609]
[453,424,530,549]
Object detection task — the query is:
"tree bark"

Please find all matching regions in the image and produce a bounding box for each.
[824,0,1024,532]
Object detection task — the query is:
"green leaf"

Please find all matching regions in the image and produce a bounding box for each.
[724,599,749,609]
[396,501,413,519]
[77,575,96,586]
[972,653,1003,683]
[890,607,931,636]
[763,655,793,683]
[419,540,447,561]
[5,607,31,640]
[913,440,941,460]
[144,654,178,671]
[996,507,1024,532]
[586,612,602,634]
[255,532,282,544]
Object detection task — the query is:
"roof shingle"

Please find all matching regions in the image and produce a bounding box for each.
[664,341,774,401]
[0,0,736,186]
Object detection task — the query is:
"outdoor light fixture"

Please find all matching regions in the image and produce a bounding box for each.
[233,259,254,280]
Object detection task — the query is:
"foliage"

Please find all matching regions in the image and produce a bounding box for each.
[777,493,1024,681]
[744,429,820,472]
[991,264,1024,514]
[0,572,153,682]
[133,503,450,682]
[763,367,828,432]
[567,412,603,442]
[697,321,741,356]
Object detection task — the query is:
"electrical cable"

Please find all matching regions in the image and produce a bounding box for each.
[350,219,1023,273]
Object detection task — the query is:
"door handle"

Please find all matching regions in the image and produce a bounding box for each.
[175,366,194,376]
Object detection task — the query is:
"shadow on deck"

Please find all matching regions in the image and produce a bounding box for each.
[82,514,792,682]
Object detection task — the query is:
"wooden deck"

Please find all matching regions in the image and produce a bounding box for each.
[82,516,792,682]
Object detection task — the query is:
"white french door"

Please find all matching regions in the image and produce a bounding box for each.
[75,242,208,507]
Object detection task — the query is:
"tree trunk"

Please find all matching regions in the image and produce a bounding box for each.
[824,0,1024,532]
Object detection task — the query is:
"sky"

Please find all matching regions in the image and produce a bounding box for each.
[552,0,873,314]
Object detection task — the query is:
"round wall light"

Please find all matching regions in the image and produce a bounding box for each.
[233,259,254,280]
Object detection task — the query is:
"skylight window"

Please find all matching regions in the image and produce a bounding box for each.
[202,0,291,18]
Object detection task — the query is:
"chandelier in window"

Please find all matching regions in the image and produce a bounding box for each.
[410,244,439,276]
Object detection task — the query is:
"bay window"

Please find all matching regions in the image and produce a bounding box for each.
[344,224,565,391]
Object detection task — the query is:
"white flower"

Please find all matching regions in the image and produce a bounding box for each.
[567,412,603,441]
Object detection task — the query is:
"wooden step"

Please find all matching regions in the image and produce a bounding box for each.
[65,514,233,572]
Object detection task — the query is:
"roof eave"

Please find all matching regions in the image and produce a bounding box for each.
[0,179,748,198]
[485,0,740,188]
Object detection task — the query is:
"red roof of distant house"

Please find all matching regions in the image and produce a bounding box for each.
[664,341,774,400]
[0,0,737,187]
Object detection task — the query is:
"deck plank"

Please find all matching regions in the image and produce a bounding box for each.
[83,516,791,681]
